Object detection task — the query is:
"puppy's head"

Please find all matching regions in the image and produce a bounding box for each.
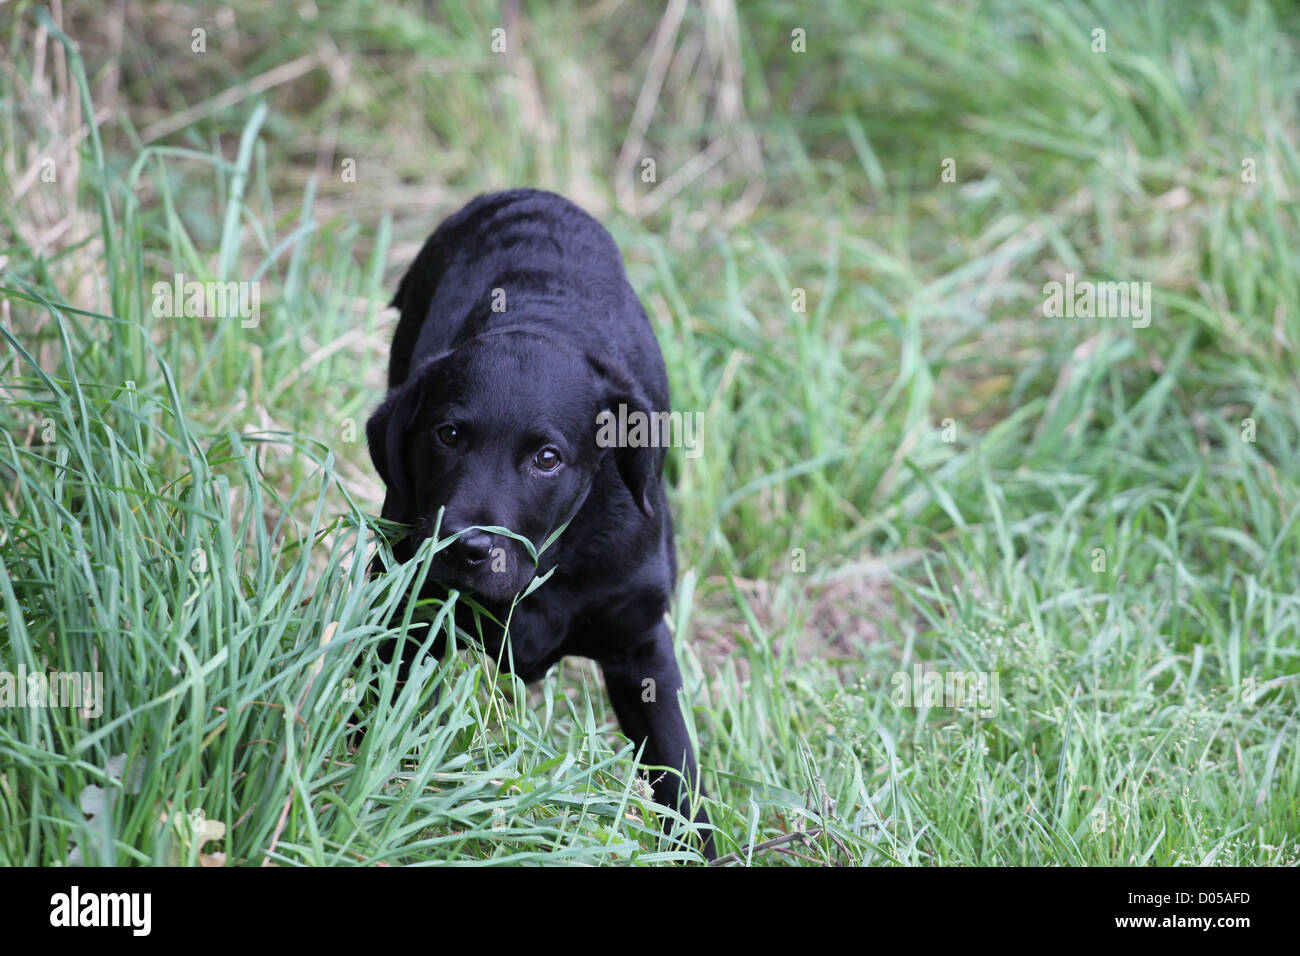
[367,331,658,603]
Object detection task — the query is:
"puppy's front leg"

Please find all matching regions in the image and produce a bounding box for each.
[599,623,716,860]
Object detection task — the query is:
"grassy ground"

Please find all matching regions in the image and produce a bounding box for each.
[1,0,1297,865]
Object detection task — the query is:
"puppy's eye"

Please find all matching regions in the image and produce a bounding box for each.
[533,447,562,472]
[436,424,460,447]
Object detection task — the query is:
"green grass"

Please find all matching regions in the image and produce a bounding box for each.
[1,0,1297,865]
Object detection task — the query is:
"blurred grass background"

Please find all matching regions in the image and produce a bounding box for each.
[0,0,1297,864]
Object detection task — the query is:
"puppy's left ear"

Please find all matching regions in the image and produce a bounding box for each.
[591,359,662,519]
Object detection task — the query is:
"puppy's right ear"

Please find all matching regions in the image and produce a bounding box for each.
[367,381,419,525]
[588,357,662,519]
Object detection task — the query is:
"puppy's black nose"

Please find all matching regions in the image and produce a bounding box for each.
[450,530,494,566]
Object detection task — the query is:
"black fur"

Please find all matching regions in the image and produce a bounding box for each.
[367,188,714,859]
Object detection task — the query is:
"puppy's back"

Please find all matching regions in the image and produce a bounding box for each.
[389,189,651,388]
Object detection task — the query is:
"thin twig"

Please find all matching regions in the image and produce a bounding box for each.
[140,53,322,143]
[709,827,824,866]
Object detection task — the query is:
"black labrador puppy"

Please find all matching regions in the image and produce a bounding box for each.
[366,188,714,859]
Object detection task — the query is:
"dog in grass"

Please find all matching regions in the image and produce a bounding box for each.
[366,188,715,859]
